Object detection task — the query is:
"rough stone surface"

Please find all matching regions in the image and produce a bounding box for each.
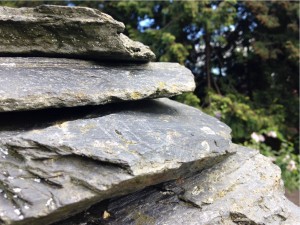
[55,145,300,225]
[0,99,232,225]
[0,5,155,62]
[0,57,195,112]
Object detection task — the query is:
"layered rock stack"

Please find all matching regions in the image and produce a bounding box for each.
[0,5,299,225]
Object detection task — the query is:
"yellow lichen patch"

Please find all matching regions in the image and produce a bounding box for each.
[130,91,142,100]
[158,81,166,90]
[80,123,96,134]
[74,92,87,100]
[54,121,69,129]
[51,120,64,126]
[169,84,179,92]
[216,184,236,199]
[30,129,42,134]
[217,190,227,198]
[167,130,181,137]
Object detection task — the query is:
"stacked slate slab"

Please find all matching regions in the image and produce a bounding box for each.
[0,5,299,225]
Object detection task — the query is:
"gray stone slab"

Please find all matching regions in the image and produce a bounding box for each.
[0,99,232,225]
[0,57,195,112]
[64,144,299,225]
[0,5,155,62]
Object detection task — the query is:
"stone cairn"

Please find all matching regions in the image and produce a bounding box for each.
[0,5,299,225]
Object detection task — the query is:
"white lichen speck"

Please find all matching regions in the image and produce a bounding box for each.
[14,209,21,216]
[13,188,22,193]
[0,147,8,155]
[201,141,210,152]
[34,178,41,183]
[200,127,216,135]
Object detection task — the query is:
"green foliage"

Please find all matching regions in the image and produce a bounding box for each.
[195,0,237,33]
[203,92,284,141]
[175,92,200,109]
[144,30,190,64]
[0,1,66,7]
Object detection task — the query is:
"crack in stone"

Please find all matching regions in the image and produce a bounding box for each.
[7,139,135,176]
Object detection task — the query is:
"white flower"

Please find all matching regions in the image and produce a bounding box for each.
[267,131,277,138]
[251,132,259,142]
[251,132,265,143]
[283,154,290,162]
[286,160,297,172]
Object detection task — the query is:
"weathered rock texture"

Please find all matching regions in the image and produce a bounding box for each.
[1,6,299,224]
[55,145,300,225]
[0,5,155,62]
[0,57,195,112]
[0,99,232,225]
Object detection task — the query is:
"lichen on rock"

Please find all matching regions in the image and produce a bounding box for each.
[0,5,156,62]
[0,57,195,112]
[54,145,300,225]
[0,99,232,225]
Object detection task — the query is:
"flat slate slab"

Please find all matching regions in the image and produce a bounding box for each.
[0,57,195,112]
[0,99,232,225]
[58,145,300,225]
[0,5,155,62]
